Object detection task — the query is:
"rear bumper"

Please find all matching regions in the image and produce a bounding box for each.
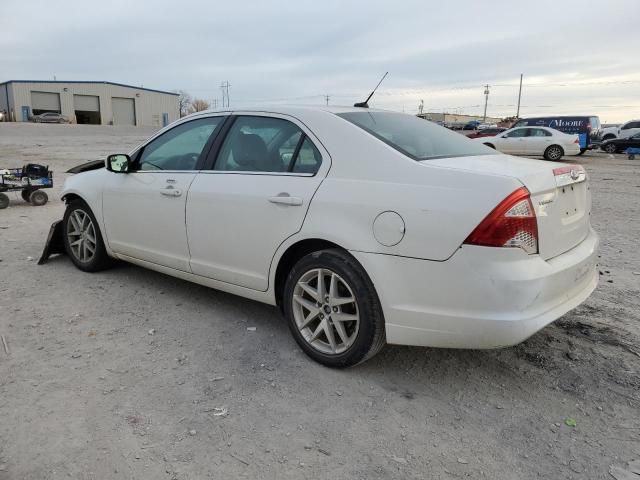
[565,143,582,155]
[351,227,599,349]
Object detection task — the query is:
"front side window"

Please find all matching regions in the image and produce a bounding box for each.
[137,117,223,171]
[214,116,321,173]
[338,112,492,160]
[505,128,528,138]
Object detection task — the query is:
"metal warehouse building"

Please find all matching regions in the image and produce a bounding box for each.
[0,80,179,127]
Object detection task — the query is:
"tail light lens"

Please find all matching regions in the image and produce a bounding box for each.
[464,187,538,254]
[574,138,580,144]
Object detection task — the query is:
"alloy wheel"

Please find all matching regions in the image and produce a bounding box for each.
[548,146,562,160]
[66,209,97,263]
[292,268,360,355]
[604,144,617,153]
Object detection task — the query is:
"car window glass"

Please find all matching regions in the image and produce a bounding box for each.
[291,137,321,174]
[338,112,492,160]
[215,116,303,172]
[506,128,527,138]
[530,128,551,137]
[138,117,222,171]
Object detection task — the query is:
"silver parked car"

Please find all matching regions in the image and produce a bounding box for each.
[31,112,70,123]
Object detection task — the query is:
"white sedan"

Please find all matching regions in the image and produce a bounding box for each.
[45,107,598,367]
[475,126,581,160]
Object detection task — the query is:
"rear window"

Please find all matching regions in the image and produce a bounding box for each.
[337,112,493,160]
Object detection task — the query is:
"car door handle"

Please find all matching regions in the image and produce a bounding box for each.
[160,186,182,197]
[268,193,303,206]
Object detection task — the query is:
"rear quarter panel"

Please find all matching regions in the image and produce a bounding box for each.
[294,111,523,261]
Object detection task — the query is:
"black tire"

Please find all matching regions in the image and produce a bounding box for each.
[603,143,618,154]
[29,190,48,206]
[0,193,9,209]
[62,199,113,272]
[544,145,564,161]
[484,143,495,149]
[283,249,386,368]
[21,189,32,202]
[577,148,586,156]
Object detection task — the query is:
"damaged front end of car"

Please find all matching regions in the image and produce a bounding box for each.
[38,220,65,264]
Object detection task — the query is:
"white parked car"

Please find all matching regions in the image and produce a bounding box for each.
[47,107,598,367]
[475,126,581,160]
[601,120,640,141]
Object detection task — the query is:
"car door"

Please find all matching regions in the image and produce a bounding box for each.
[102,115,226,271]
[186,113,328,291]
[498,128,528,154]
[526,128,553,155]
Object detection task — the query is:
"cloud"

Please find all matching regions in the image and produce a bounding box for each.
[1,0,638,121]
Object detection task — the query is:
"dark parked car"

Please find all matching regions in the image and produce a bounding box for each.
[31,112,70,123]
[466,127,507,139]
[600,133,640,153]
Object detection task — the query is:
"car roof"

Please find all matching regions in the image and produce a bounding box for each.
[188,105,396,118]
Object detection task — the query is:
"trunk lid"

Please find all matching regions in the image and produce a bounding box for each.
[424,154,591,259]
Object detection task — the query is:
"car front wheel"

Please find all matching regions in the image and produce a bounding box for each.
[283,249,386,368]
[603,143,617,154]
[63,199,113,272]
[544,145,564,161]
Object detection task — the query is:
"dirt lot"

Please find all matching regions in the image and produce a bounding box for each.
[1,123,639,480]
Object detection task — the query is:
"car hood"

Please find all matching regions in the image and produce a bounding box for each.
[66,160,105,174]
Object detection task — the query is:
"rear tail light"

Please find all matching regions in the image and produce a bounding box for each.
[574,138,580,144]
[464,187,538,254]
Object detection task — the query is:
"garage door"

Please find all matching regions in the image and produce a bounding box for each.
[112,97,136,126]
[74,95,101,125]
[31,91,61,114]
[74,94,99,111]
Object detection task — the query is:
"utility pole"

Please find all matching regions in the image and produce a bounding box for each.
[220,81,231,108]
[483,84,490,122]
[211,98,218,110]
[324,95,330,106]
[516,74,523,118]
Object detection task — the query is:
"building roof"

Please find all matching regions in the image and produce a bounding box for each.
[0,80,179,96]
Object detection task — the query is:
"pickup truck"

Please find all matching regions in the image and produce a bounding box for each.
[601,120,640,141]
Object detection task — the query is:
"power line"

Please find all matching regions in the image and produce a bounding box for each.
[220,81,231,108]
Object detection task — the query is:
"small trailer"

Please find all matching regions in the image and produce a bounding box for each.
[0,163,53,209]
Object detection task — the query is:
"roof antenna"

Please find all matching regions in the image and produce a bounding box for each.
[354,72,388,108]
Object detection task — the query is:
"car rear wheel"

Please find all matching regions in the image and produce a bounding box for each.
[63,199,113,272]
[283,249,386,368]
[604,143,618,154]
[544,145,564,161]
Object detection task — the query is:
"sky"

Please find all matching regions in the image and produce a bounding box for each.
[1,0,639,123]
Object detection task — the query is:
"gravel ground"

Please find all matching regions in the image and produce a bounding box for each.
[1,123,639,480]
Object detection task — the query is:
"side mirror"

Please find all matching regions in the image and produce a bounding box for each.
[106,154,130,173]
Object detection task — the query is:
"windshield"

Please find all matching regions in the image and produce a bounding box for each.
[337,111,494,160]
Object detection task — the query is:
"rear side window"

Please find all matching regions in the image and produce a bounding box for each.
[338,112,493,160]
[214,116,321,174]
[623,121,640,129]
[529,128,552,137]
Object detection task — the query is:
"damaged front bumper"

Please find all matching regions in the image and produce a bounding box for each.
[38,220,65,264]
